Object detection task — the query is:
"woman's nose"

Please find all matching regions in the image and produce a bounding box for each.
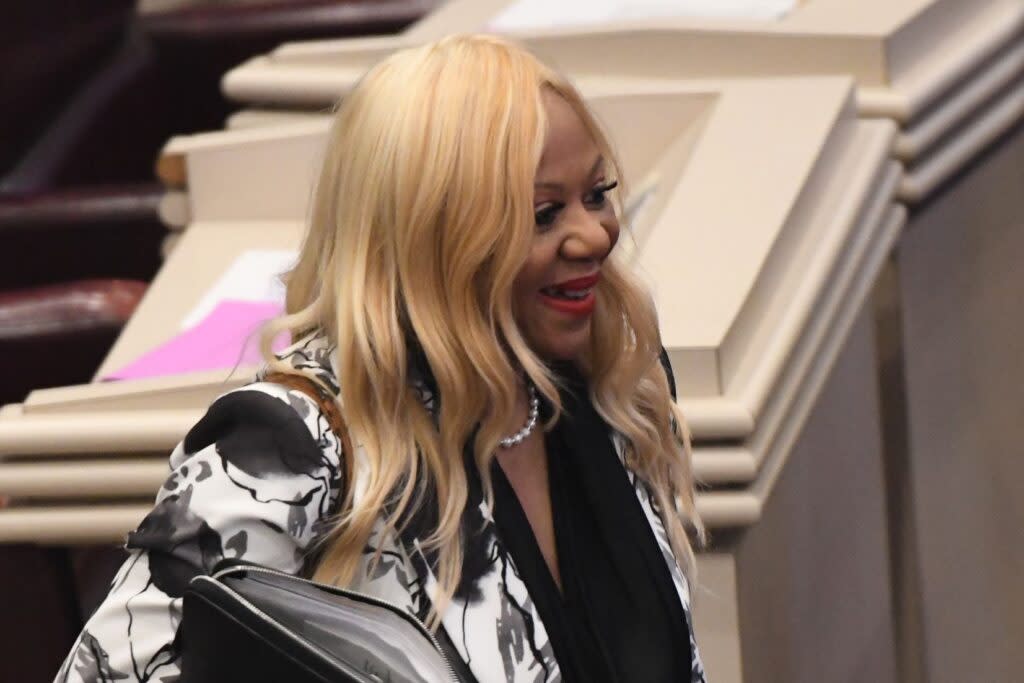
[560,206,614,261]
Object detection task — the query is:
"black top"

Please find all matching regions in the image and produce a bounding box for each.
[491,371,693,683]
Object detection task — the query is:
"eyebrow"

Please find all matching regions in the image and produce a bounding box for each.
[534,155,605,191]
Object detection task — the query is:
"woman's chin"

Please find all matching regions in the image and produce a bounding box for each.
[529,326,592,362]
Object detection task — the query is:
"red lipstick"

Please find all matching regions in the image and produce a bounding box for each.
[539,292,596,316]
[551,274,599,290]
[538,273,600,317]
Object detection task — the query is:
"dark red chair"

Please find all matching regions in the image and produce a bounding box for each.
[0,279,148,405]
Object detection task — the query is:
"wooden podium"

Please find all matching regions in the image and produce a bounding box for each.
[210,2,1024,678]
[220,0,1023,203]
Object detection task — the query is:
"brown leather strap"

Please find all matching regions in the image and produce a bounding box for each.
[263,372,352,462]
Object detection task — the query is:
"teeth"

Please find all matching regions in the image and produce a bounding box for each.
[563,287,590,300]
[542,286,592,300]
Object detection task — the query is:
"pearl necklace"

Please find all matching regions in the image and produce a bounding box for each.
[499,383,539,448]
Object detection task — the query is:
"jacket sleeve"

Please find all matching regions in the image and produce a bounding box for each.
[55,382,344,683]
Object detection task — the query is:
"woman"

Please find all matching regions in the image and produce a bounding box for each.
[58,35,706,682]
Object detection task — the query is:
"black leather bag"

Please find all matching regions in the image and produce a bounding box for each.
[180,560,460,683]
[179,374,466,682]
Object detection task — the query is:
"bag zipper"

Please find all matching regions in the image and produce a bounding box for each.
[211,564,460,683]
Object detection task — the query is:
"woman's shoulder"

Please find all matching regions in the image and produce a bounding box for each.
[183,332,344,471]
[135,331,347,560]
[125,334,347,578]
[181,380,340,478]
[55,338,347,683]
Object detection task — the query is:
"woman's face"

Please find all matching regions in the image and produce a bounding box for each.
[513,91,620,361]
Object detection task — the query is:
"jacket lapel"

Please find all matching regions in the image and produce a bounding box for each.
[611,432,694,612]
[295,334,692,681]
[404,502,560,683]
[612,432,706,682]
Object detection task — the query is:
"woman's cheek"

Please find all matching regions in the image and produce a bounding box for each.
[605,217,621,251]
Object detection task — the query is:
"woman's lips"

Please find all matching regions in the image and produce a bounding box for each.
[537,289,596,316]
[537,272,600,316]
[550,273,599,290]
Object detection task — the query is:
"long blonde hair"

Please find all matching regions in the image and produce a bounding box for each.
[262,34,703,624]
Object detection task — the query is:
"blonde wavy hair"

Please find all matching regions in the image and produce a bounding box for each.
[262,34,703,625]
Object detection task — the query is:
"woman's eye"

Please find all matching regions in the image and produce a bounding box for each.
[586,180,619,207]
[535,204,561,227]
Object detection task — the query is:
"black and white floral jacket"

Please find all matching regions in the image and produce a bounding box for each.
[57,333,707,683]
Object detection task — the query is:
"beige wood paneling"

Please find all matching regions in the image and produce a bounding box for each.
[898,121,1024,682]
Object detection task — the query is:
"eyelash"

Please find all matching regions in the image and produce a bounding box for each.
[535,180,619,228]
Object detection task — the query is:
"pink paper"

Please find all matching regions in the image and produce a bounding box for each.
[104,300,287,381]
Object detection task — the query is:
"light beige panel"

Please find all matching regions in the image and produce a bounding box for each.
[697,198,903,502]
[0,506,150,545]
[583,91,716,216]
[23,372,246,414]
[226,0,1019,119]
[734,309,897,683]
[714,118,893,410]
[583,78,875,415]
[692,552,744,683]
[736,203,904,507]
[158,191,190,229]
[225,109,325,130]
[899,76,1024,202]
[629,79,853,354]
[217,0,1022,206]
[881,0,1022,117]
[174,121,329,222]
[898,122,1024,682]
[0,409,200,458]
[893,40,1024,161]
[730,180,905,481]
[0,459,168,498]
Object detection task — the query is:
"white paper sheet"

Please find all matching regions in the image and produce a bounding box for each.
[490,0,798,32]
[180,249,297,330]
